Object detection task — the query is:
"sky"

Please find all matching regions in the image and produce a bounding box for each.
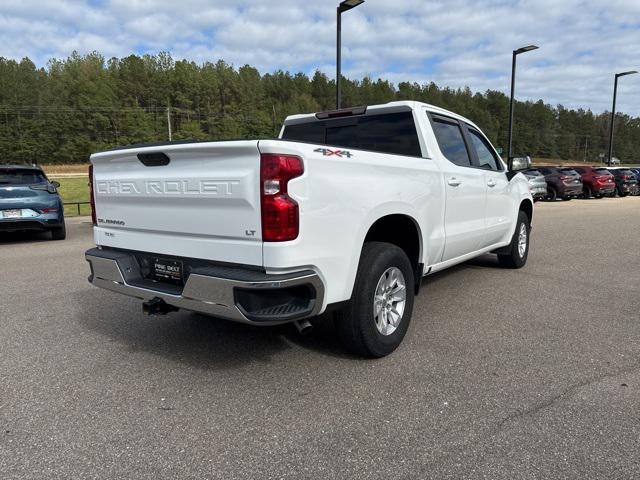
[1,0,639,115]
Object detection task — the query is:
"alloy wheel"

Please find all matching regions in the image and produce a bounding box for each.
[518,223,528,258]
[373,267,406,336]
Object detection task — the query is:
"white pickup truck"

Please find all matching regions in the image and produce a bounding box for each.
[86,101,533,357]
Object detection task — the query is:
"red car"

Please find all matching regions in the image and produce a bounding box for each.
[569,166,616,199]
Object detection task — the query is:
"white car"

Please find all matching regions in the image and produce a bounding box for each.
[85,101,533,357]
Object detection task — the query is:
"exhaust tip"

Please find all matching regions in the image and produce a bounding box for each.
[293,319,313,335]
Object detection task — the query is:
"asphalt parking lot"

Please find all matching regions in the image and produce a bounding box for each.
[1,198,639,480]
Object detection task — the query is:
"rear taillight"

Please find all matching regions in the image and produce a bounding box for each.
[40,207,58,214]
[89,164,97,226]
[260,153,303,242]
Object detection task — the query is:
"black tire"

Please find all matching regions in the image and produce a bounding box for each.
[594,193,603,199]
[562,196,572,201]
[546,187,557,201]
[582,186,592,199]
[51,222,66,240]
[334,242,415,358]
[497,211,530,269]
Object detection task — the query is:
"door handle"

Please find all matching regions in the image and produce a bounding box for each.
[487,179,497,187]
[447,177,462,187]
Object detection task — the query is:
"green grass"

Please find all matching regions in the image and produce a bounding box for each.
[55,176,91,217]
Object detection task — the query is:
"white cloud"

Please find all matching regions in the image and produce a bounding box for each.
[0,0,639,114]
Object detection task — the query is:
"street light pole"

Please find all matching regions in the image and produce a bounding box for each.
[507,45,538,160]
[336,5,342,109]
[336,0,364,109]
[607,71,637,167]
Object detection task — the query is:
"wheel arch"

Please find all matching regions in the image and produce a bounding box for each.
[362,213,424,292]
[519,198,533,225]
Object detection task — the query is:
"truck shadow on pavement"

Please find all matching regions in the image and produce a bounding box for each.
[420,253,501,285]
[75,290,355,370]
[74,255,502,367]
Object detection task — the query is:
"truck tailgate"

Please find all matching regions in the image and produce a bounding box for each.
[90,140,263,265]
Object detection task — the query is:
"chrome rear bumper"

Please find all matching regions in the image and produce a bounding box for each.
[85,248,324,325]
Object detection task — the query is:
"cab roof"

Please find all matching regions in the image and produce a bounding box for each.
[283,100,481,131]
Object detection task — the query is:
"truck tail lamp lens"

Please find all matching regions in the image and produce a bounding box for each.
[89,164,97,226]
[260,154,303,242]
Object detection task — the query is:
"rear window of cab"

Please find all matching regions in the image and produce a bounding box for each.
[282,111,422,157]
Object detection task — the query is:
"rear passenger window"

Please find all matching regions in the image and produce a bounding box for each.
[431,117,471,167]
[467,128,501,171]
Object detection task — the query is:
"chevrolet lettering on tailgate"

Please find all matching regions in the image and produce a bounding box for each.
[96,179,240,196]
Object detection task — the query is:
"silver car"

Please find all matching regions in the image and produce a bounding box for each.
[524,169,548,201]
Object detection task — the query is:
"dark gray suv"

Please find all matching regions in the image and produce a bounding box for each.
[537,167,583,201]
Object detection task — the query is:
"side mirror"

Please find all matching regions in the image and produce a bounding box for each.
[51,181,61,188]
[508,156,532,172]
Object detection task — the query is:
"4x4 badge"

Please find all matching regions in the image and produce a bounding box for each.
[314,148,353,158]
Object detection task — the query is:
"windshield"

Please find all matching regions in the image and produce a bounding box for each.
[559,168,578,175]
[594,168,611,175]
[0,168,47,185]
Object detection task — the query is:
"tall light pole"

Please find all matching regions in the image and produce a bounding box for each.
[507,45,538,160]
[606,70,637,166]
[336,0,364,109]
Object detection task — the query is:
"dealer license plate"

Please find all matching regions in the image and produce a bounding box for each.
[151,257,184,285]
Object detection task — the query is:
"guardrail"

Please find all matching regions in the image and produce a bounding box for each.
[63,201,90,216]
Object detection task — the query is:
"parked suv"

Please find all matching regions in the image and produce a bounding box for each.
[523,168,548,201]
[537,167,583,201]
[569,166,615,198]
[629,168,640,195]
[610,168,639,197]
[0,164,66,239]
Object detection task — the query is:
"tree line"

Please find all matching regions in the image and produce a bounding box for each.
[0,52,638,164]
